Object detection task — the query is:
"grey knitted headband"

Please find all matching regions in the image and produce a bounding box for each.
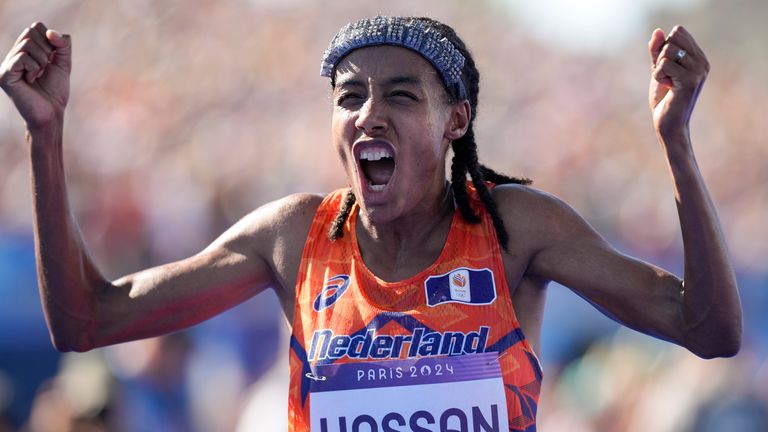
[320,16,468,100]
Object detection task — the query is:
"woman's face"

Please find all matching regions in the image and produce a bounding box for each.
[332,45,467,225]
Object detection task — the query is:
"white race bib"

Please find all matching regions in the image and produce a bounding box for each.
[309,352,508,432]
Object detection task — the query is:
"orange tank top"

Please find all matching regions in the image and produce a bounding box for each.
[288,186,542,431]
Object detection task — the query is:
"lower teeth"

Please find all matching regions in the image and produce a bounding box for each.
[369,182,386,192]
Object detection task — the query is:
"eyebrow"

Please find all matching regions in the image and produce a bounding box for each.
[334,75,424,89]
[384,75,422,86]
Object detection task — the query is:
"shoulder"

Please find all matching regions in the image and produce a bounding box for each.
[254,193,325,231]
[490,183,578,226]
[205,193,324,255]
[490,183,600,250]
[246,192,324,243]
[490,183,560,207]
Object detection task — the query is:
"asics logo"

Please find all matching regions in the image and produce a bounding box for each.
[313,275,351,312]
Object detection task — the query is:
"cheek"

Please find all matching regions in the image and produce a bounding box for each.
[331,111,354,169]
[407,139,446,176]
[331,109,355,141]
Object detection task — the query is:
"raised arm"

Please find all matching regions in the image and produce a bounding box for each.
[644,25,742,356]
[505,26,741,359]
[1,23,314,352]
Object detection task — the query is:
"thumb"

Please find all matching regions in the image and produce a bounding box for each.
[648,28,665,68]
[45,29,72,72]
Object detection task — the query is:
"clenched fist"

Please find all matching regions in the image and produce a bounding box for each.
[648,25,709,141]
[0,22,71,131]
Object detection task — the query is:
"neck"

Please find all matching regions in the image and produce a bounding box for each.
[355,183,454,280]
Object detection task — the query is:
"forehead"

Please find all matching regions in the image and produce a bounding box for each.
[333,45,442,88]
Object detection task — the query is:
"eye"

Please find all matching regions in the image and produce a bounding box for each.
[388,90,420,105]
[336,92,363,107]
[389,90,418,101]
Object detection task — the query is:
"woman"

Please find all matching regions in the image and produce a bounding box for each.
[0,15,741,431]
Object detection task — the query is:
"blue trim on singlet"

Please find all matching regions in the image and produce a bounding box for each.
[485,327,526,353]
[525,351,543,383]
[485,328,543,384]
[507,384,538,432]
[289,335,313,408]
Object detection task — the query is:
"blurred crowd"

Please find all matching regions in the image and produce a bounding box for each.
[0,0,766,430]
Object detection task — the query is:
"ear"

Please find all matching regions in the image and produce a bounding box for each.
[444,100,471,141]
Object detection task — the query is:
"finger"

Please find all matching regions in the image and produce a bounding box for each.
[14,38,50,69]
[31,21,48,35]
[653,57,686,87]
[27,23,55,57]
[12,26,34,47]
[22,22,54,63]
[665,26,693,57]
[648,28,666,68]
[652,70,673,89]
[659,42,690,68]
[29,21,54,51]
[6,25,53,65]
[1,51,28,86]
[665,25,706,61]
[15,52,43,84]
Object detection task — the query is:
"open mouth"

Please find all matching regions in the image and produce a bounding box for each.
[358,145,395,192]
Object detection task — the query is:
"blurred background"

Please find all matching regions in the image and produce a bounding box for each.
[0,0,766,430]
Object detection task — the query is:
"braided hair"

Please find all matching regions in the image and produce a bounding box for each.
[328,17,531,251]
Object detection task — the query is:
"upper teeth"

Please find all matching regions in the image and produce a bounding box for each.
[360,149,392,161]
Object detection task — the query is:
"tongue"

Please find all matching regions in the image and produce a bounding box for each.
[362,158,395,185]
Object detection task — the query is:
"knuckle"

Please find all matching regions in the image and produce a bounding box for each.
[18,38,33,49]
[666,34,678,45]
[18,27,33,40]
[19,53,39,70]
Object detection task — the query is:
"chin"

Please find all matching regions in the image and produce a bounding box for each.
[356,198,402,226]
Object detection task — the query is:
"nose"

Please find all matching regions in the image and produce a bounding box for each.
[354,97,388,135]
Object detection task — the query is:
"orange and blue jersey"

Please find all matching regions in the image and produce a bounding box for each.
[289,186,542,431]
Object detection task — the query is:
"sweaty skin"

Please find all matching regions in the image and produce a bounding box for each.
[331,46,470,282]
[0,23,740,360]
